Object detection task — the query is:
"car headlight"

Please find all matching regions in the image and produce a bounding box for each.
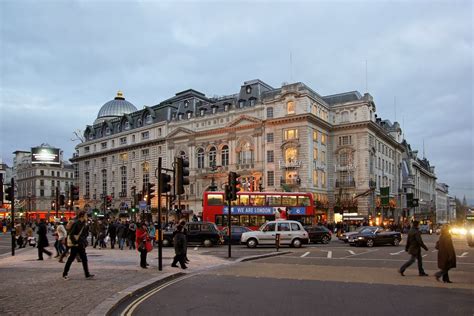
[470,229,474,235]
[357,236,365,240]
[460,228,467,235]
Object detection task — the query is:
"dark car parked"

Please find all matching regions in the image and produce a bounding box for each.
[222,226,252,244]
[348,227,402,247]
[305,226,332,244]
[163,222,223,247]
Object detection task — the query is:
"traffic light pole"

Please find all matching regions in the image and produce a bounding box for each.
[227,185,232,258]
[157,157,163,271]
[55,186,59,219]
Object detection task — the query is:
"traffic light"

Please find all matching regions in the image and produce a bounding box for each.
[175,157,190,195]
[51,201,55,210]
[106,195,112,208]
[5,185,14,202]
[412,199,419,207]
[160,173,171,194]
[228,172,240,201]
[406,193,414,207]
[59,194,65,206]
[147,183,155,205]
[71,185,79,200]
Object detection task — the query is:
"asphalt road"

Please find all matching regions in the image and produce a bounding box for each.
[114,234,474,316]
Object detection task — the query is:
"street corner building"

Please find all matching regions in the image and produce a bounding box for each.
[69,80,445,225]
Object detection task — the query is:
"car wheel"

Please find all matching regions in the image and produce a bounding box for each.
[246,238,258,248]
[393,238,401,246]
[292,238,302,248]
[321,236,330,244]
[203,239,213,247]
[366,239,374,247]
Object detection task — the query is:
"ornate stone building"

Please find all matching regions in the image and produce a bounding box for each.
[72,80,405,223]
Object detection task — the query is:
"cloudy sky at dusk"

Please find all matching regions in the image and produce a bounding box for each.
[0,0,472,201]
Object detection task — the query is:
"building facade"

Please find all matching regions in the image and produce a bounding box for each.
[72,80,409,224]
[13,145,75,218]
[435,182,449,224]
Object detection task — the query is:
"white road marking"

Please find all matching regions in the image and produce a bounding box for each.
[327,251,332,258]
[301,252,310,258]
[347,250,356,255]
[422,254,427,257]
[194,247,199,251]
[432,250,438,253]
[390,250,405,255]
[457,252,468,258]
[343,249,379,258]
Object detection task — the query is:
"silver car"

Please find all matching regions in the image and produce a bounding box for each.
[240,220,309,248]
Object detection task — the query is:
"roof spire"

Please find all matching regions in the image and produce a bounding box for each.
[115,90,125,100]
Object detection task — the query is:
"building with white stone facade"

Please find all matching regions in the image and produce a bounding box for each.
[435,182,449,224]
[12,145,75,218]
[72,80,406,224]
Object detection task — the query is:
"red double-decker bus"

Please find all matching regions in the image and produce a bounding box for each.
[202,191,315,229]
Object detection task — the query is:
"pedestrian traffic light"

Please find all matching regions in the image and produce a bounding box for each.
[175,157,190,195]
[106,195,112,208]
[131,207,136,213]
[147,182,155,205]
[71,185,79,200]
[228,172,240,201]
[160,173,171,193]
[5,185,14,202]
[412,198,419,207]
[59,194,65,206]
[51,201,55,209]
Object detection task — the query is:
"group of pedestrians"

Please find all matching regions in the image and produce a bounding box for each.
[399,220,456,283]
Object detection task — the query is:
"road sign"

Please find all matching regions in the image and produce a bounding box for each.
[380,187,390,207]
[139,201,147,211]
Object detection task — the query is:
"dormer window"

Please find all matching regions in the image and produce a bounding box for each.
[239,100,245,108]
[187,111,192,119]
[137,118,142,127]
[105,127,111,135]
[212,106,217,114]
[287,101,295,115]
[224,104,229,112]
[184,100,189,108]
[145,113,152,124]
[246,85,252,94]
[124,121,130,130]
[178,113,184,120]
[249,98,256,106]
[200,109,205,116]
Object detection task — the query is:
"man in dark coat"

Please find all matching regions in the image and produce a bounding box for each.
[37,219,52,260]
[107,220,117,249]
[62,211,94,280]
[435,225,456,283]
[171,225,187,269]
[399,220,429,276]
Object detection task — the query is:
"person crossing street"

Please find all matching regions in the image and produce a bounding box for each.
[399,220,429,277]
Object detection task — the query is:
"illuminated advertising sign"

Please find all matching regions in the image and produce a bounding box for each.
[31,147,60,165]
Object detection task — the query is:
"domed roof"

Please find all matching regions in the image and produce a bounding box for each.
[94,91,137,124]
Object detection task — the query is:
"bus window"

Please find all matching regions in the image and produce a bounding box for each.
[240,215,250,226]
[231,216,239,225]
[298,196,310,206]
[250,195,265,206]
[267,195,281,206]
[282,195,297,206]
[215,215,223,226]
[239,195,250,205]
[208,194,224,206]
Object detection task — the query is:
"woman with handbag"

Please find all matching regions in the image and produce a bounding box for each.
[435,225,456,283]
[135,222,152,269]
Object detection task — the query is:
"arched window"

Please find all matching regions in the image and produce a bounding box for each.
[105,127,111,135]
[197,148,205,169]
[221,145,229,166]
[238,142,253,165]
[137,118,142,127]
[209,147,217,167]
[124,121,130,130]
[285,147,298,163]
[145,113,152,124]
[287,101,295,114]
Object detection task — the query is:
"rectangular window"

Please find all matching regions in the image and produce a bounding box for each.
[40,180,44,186]
[266,133,274,143]
[313,170,318,186]
[321,133,327,145]
[282,195,297,206]
[158,128,162,136]
[321,151,326,163]
[120,137,127,145]
[339,135,352,146]
[313,130,318,142]
[284,129,298,140]
[321,171,326,188]
[266,195,281,206]
[132,135,136,143]
[142,149,149,157]
[40,170,44,176]
[313,148,318,161]
[267,171,274,187]
[142,131,149,140]
[267,150,274,163]
[250,195,265,206]
[207,194,224,206]
[40,189,44,197]
[101,142,107,149]
[266,107,274,118]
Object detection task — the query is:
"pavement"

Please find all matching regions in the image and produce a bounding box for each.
[0,237,286,316]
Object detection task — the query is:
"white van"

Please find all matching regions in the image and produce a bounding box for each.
[240,220,309,248]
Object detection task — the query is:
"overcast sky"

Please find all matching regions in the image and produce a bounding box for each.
[0,0,472,202]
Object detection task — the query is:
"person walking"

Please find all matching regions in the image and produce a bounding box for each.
[171,225,187,269]
[136,222,152,269]
[62,211,94,280]
[107,220,117,249]
[116,221,126,250]
[128,222,136,250]
[37,219,52,260]
[399,220,429,276]
[435,225,456,283]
